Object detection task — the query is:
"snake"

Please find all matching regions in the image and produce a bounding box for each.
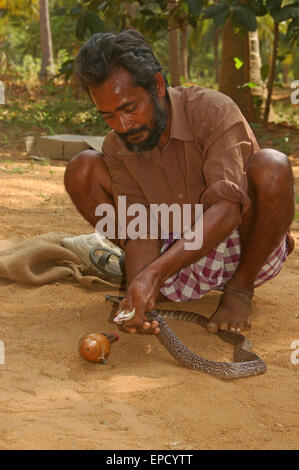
[106,295,266,380]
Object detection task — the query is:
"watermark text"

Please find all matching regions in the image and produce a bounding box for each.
[0,341,5,365]
[95,196,203,250]
[290,80,299,105]
[290,339,299,365]
[0,80,4,104]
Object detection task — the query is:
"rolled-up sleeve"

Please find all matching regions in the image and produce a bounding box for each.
[199,103,259,215]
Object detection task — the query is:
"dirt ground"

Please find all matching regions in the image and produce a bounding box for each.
[0,135,298,450]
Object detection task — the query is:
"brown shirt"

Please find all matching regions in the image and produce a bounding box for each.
[102,86,259,247]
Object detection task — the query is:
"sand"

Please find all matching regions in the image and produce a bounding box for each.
[0,148,298,450]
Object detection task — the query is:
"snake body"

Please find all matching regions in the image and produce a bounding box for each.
[106,296,266,380]
[149,309,266,379]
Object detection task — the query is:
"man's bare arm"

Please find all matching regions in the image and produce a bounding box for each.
[117,199,242,333]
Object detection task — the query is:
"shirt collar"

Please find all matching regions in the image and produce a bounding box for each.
[167,87,194,141]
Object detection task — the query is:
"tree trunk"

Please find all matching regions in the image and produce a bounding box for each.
[125,2,137,26]
[169,27,181,86]
[263,21,279,123]
[219,17,264,122]
[39,0,55,80]
[214,27,220,83]
[180,22,189,81]
[168,1,181,87]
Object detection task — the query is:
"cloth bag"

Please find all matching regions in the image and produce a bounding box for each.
[0,232,120,289]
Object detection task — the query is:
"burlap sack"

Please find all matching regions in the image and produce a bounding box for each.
[0,232,120,289]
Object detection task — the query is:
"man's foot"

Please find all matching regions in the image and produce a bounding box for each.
[206,285,254,334]
[286,231,295,255]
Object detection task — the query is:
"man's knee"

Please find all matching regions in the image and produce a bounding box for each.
[64,149,103,197]
[248,148,293,191]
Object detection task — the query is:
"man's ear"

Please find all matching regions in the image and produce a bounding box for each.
[155,72,166,98]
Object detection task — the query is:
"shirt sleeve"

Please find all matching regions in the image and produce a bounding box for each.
[102,134,152,248]
[199,103,259,215]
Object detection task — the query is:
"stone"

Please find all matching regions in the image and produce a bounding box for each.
[25,134,105,161]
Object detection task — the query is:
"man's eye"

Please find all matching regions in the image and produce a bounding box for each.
[125,105,136,113]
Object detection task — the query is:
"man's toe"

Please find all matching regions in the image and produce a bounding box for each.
[219,322,229,331]
[229,322,238,332]
[206,321,219,334]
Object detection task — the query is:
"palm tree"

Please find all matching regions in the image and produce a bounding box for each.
[39,0,55,80]
[219,17,264,122]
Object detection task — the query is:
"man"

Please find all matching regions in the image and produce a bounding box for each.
[64,30,294,336]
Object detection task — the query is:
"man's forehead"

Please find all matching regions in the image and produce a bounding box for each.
[89,68,142,101]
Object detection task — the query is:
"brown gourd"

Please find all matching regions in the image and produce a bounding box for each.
[78,332,119,364]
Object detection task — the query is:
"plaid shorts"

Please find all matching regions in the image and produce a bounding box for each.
[160,229,288,302]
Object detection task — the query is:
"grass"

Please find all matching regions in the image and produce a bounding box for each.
[0,78,110,147]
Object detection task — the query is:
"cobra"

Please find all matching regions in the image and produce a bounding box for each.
[107,295,266,380]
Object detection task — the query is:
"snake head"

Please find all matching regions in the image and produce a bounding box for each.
[145,310,160,322]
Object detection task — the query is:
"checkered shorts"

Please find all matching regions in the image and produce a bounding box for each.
[160,229,288,302]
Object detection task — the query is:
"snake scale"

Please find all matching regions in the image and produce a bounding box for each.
[106,295,266,380]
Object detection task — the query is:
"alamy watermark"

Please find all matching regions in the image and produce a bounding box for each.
[95,196,203,250]
[290,340,299,365]
[0,341,4,365]
[290,80,299,105]
[0,80,4,104]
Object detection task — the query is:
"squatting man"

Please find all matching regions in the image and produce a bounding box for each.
[64,30,294,336]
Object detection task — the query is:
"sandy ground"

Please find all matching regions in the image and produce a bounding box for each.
[0,146,298,451]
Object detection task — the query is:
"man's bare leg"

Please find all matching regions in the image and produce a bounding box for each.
[64,150,123,247]
[64,150,161,333]
[206,149,295,333]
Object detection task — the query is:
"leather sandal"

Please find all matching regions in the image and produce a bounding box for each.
[89,246,126,285]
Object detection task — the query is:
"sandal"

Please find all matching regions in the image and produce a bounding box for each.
[89,246,126,285]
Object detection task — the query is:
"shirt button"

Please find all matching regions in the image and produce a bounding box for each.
[178,193,183,199]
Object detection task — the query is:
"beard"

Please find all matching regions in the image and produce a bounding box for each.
[115,93,168,152]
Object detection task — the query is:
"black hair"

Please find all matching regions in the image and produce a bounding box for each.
[74,30,168,93]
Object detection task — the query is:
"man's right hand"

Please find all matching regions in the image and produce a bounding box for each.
[114,266,162,335]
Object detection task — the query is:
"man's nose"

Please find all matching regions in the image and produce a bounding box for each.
[116,114,134,133]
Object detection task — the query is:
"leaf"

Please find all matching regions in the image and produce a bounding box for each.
[248,0,267,16]
[145,16,158,32]
[70,6,82,16]
[237,82,259,89]
[271,5,299,23]
[56,7,67,16]
[75,15,86,41]
[231,4,257,31]
[188,15,197,28]
[53,59,75,82]
[75,10,105,40]
[285,17,299,44]
[261,63,270,81]
[234,57,243,69]
[203,2,228,18]
[203,1,230,27]
[186,0,205,17]
[156,17,168,29]
[266,0,282,12]
[277,54,286,62]
[140,8,155,16]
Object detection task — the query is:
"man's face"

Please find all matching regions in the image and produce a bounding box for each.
[89,68,168,152]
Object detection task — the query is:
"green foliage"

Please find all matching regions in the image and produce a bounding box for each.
[185,0,205,17]
[13,55,41,83]
[234,57,244,70]
[75,9,106,40]
[231,4,257,31]
[0,82,110,143]
[202,2,230,26]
